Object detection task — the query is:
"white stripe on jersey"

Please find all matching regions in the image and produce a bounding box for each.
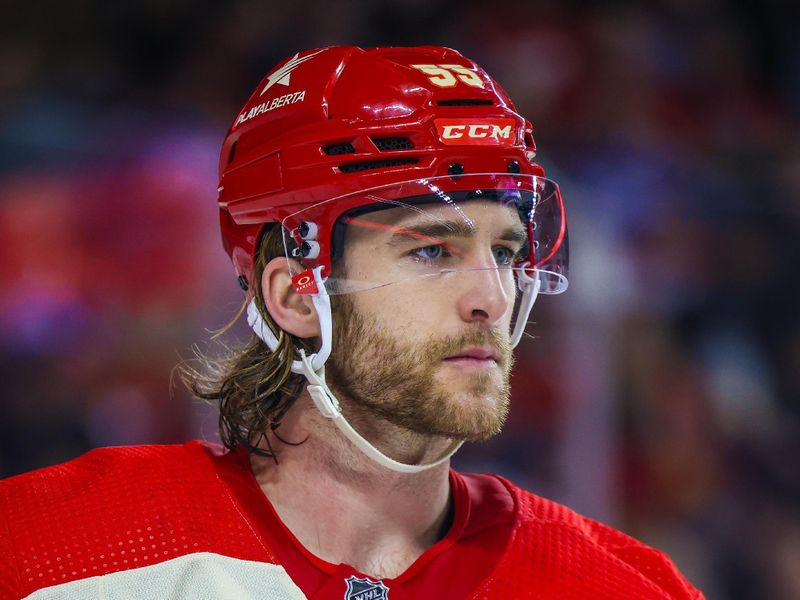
[24,552,308,600]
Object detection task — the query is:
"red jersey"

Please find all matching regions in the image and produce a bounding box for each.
[0,441,703,599]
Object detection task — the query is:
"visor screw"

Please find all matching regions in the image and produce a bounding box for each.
[298,221,318,239]
[448,162,464,176]
[507,160,521,174]
[237,275,249,291]
[299,240,321,259]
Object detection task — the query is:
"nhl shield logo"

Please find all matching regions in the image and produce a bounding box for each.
[343,575,390,600]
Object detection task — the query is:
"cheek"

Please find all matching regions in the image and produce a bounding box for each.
[348,272,518,335]
[354,284,445,336]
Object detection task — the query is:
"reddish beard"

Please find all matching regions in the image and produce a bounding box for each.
[325,295,513,441]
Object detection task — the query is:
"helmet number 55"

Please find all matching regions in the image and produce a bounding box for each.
[410,64,485,88]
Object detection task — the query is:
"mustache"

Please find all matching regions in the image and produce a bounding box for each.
[425,327,512,365]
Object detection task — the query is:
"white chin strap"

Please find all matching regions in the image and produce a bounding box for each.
[246,265,462,474]
[298,349,463,473]
[511,264,542,348]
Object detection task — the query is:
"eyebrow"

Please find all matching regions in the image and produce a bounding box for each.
[343,216,528,254]
[388,220,528,246]
[390,220,475,245]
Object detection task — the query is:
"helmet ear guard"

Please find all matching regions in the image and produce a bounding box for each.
[247,265,331,375]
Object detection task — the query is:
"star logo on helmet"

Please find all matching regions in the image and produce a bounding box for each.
[261,49,326,95]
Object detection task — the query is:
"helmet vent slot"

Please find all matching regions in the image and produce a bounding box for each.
[323,142,356,155]
[339,158,419,173]
[437,99,494,106]
[372,137,414,151]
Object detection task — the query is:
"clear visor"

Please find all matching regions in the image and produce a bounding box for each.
[282,173,568,296]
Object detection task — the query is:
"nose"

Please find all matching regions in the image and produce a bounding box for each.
[455,265,513,325]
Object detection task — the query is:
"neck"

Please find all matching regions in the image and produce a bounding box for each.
[249,392,454,580]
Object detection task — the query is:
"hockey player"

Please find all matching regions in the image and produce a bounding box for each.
[0,46,704,599]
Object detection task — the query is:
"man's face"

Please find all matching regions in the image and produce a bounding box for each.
[325,200,523,442]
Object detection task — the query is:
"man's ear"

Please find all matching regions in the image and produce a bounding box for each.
[261,258,320,338]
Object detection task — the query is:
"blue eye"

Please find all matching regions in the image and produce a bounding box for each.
[413,245,445,261]
[493,246,516,265]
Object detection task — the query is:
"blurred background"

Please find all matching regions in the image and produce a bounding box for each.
[1,1,798,597]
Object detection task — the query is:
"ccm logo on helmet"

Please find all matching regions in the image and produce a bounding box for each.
[434,118,517,146]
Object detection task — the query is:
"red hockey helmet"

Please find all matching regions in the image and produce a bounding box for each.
[217,45,567,292]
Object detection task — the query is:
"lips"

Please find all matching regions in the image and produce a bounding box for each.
[444,346,500,362]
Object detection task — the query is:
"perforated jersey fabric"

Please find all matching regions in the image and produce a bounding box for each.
[472,485,705,599]
[0,441,704,599]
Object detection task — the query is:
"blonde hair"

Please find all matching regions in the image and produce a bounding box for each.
[180,224,314,458]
